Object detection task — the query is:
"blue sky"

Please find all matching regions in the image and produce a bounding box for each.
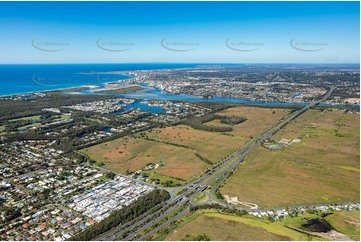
[0,1,359,64]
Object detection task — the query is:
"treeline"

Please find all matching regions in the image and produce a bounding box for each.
[190,203,223,211]
[5,132,57,141]
[217,115,246,125]
[190,203,248,216]
[75,124,153,151]
[182,233,210,241]
[69,189,170,241]
[143,136,213,165]
[0,205,22,224]
[194,102,235,112]
[0,92,114,121]
[195,153,213,165]
[182,113,247,133]
[183,114,232,132]
[3,119,33,132]
[161,180,182,187]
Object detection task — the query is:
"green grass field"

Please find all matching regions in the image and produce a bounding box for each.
[161,208,360,241]
[17,123,41,130]
[84,117,105,124]
[216,106,288,138]
[221,109,360,208]
[190,192,209,204]
[164,210,317,241]
[53,113,71,121]
[0,125,5,135]
[9,115,41,122]
[325,210,360,240]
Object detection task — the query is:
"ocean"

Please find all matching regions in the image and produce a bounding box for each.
[0,63,358,109]
[0,63,199,96]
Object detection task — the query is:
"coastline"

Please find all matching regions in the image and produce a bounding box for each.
[0,84,98,98]
[0,74,136,98]
[1,82,359,110]
[0,65,358,109]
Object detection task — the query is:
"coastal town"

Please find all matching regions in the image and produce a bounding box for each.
[0,158,154,241]
[0,0,360,240]
[0,65,359,241]
[114,66,360,106]
[0,91,216,240]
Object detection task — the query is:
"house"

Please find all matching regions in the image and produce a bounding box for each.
[28,235,36,241]
[278,138,290,145]
[22,216,31,222]
[39,224,47,230]
[80,224,88,230]
[89,219,96,225]
[62,234,72,240]
[0,234,8,239]
[15,236,23,240]
[22,223,31,229]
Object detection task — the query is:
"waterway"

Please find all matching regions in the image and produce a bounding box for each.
[85,84,358,110]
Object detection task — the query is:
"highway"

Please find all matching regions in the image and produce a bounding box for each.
[95,86,337,241]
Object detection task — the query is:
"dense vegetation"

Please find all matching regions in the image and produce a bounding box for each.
[0,92,114,121]
[301,218,333,232]
[182,233,210,241]
[182,113,246,132]
[194,153,213,165]
[218,115,247,125]
[69,189,170,241]
[189,203,248,216]
[0,205,22,223]
[183,114,231,132]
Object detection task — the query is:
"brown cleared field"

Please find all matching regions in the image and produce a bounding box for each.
[83,106,289,182]
[81,137,207,180]
[217,106,288,138]
[165,211,302,241]
[221,109,360,208]
[145,107,287,163]
[144,125,243,163]
[204,119,231,128]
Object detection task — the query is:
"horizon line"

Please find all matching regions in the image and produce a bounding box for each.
[0,62,359,65]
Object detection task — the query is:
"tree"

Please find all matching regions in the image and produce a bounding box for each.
[182,234,210,241]
[105,172,116,180]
